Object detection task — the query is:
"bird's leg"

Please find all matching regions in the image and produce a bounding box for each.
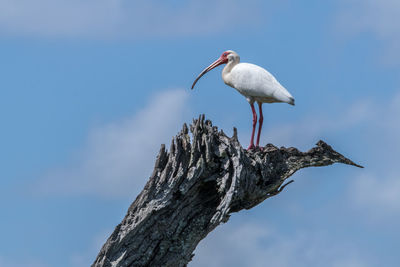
[247,103,257,150]
[256,102,263,148]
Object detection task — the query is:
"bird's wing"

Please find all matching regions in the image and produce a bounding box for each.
[229,63,293,103]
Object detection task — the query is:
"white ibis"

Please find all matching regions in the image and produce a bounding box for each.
[191,50,294,150]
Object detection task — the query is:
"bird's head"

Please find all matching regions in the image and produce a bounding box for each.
[191,50,239,89]
[224,50,240,64]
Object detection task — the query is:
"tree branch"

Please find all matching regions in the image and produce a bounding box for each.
[92,115,363,267]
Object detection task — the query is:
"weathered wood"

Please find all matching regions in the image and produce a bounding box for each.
[92,115,362,267]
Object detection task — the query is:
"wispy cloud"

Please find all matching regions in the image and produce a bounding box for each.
[0,0,263,39]
[336,0,400,63]
[260,99,372,149]
[259,90,400,218]
[348,92,400,218]
[35,89,189,198]
[191,221,369,267]
[352,173,400,215]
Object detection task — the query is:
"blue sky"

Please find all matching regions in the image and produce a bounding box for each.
[1,0,400,266]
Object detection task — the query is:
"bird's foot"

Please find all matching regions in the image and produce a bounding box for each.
[256,145,264,152]
[247,144,256,151]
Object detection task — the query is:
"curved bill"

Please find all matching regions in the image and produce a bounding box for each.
[191,57,225,89]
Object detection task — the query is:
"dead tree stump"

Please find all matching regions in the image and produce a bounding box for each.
[92,115,362,267]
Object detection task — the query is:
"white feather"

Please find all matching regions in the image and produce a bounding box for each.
[222,54,294,105]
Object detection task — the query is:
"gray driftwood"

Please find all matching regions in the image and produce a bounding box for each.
[92,115,362,267]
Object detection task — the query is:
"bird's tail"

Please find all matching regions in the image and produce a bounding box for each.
[288,96,295,106]
[273,85,295,105]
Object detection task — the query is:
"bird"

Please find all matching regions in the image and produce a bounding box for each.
[191,50,294,150]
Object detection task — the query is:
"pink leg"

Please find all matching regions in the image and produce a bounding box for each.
[247,102,257,150]
[256,102,263,147]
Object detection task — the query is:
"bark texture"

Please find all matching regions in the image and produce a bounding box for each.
[92,115,362,267]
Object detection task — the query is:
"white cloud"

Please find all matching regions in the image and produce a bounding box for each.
[190,221,369,267]
[336,0,400,63]
[35,89,189,198]
[0,0,263,39]
[191,222,272,267]
[352,172,400,215]
[259,99,372,149]
[348,92,400,217]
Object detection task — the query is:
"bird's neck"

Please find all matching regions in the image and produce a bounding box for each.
[222,60,239,87]
[222,58,239,76]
